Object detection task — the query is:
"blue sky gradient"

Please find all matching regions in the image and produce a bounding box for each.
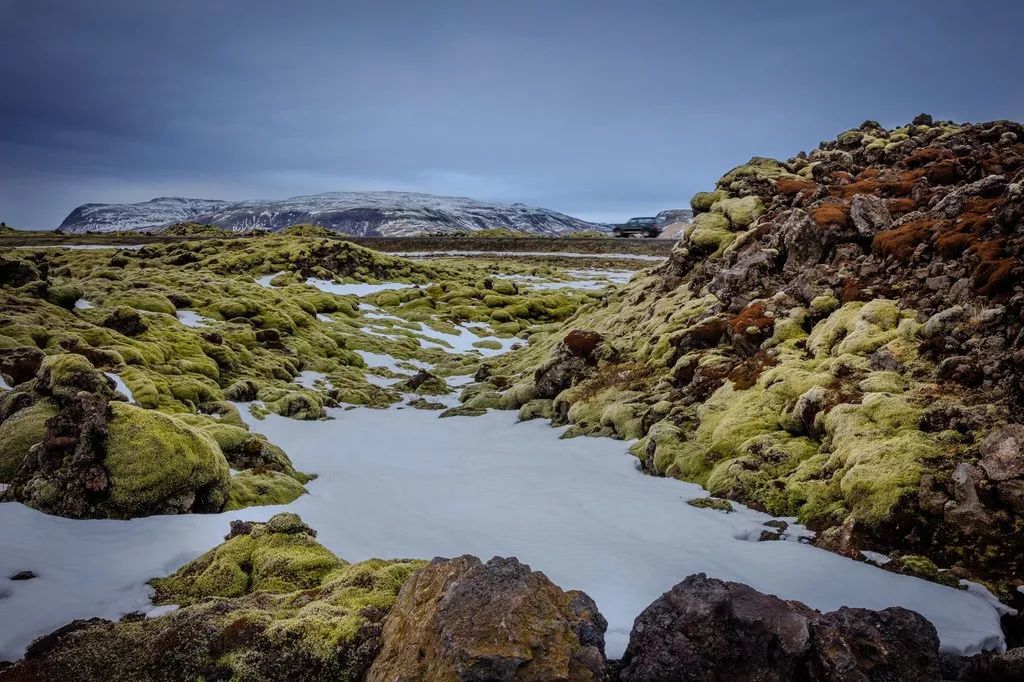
[2,0,1022,227]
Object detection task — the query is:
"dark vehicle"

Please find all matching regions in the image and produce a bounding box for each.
[612,216,661,238]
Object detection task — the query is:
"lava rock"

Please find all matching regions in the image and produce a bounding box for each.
[367,555,607,681]
[619,573,940,681]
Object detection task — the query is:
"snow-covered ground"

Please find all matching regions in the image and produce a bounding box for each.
[394,250,666,262]
[0,407,1008,661]
[103,373,135,403]
[175,310,211,328]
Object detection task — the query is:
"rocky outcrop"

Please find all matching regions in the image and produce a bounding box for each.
[367,555,607,681]
[618,573,940,681]
[491,117,1024,594]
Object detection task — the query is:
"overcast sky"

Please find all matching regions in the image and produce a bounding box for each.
[2,0,1022,228]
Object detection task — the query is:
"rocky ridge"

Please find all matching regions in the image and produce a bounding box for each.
[57,191,605,237]
[485,117,1024,602]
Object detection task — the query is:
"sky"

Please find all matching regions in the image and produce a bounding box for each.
[2,0,1022,229]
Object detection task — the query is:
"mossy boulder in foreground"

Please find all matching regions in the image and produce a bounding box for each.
[4,514,425,681]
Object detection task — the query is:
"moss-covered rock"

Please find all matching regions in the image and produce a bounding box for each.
[225,469,307,509]
[103,402,231,517]
[0,398,57,480]
[7,515,426,681]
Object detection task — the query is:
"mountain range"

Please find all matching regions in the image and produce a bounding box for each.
[57,192,608,236]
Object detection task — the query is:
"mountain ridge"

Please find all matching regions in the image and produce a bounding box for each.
[57,191,607,236]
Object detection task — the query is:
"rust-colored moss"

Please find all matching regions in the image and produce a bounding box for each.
[728,301,773,336]
[886,198,918,216]
[728,350,778,390]
[904,146,950,168]
[811,202,851,227]
[934,196,1001,258]
[878,169,923,197]
[776,178,818,196]
[872,218,941,259]
[924,159,963,185]
[830,178,879,200]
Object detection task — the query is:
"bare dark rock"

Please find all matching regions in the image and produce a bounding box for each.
[619,573,940,682]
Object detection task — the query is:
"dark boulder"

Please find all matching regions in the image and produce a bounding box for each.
[619,573,940,681]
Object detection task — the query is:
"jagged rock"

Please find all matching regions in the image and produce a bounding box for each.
[978,424,1024,481]
[850,193,892,237]
[618,573,940,681]
[533,332,606,399]
[367,555,607,681]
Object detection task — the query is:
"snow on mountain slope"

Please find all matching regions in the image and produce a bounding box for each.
[57,192,605,236]
[58,197,233,232]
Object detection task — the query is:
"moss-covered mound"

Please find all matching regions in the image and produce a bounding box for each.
[0,352,308,518]
[487,117,1024,593]
[4,515,424,681]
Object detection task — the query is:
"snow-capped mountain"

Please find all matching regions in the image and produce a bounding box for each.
[59,197,233,232]
[57,192,605,236]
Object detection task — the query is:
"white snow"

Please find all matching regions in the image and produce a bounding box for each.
[305,278,412,297]
[860,550,892,566]
[393,250,665,262]
[0,408,1008,660]
[316,313,333,323]
[254,272,285,288]
[73,299,94,310]
[175,310,211,328]
[103,373,134,403]
[0,375,10,390]
[293,371,328,389]
[16,244,146,251]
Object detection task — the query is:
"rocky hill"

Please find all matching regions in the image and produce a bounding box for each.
[57,191,605,236]
[489,116,1024,599]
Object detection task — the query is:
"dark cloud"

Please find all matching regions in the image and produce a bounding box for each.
[2,0,1022,227]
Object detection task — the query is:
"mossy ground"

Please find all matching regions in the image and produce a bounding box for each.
[5,514,426,680]
[0,235,617,517]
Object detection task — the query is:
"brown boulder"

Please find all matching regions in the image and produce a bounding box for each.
[367,555,606,681]
[563,330,603,358]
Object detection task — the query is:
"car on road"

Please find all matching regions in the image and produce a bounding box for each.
[612,216,661,238]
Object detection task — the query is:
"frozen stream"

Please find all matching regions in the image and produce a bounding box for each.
[0,406,1008,660]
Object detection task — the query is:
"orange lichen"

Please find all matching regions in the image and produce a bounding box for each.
[872,218,941,259]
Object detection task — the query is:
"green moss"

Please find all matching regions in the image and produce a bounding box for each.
[711,195,765,228]
[518,398,553,421]
[151,513,345,603]
[890,554,960,588]
[686,212,735,253]
[225,469,306,509]
[46,282,84,309]
[686,496,734,513]
[37,353,112,400]
[104,402,230,517]
[0,399,57,480]
[690,189,729,213]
